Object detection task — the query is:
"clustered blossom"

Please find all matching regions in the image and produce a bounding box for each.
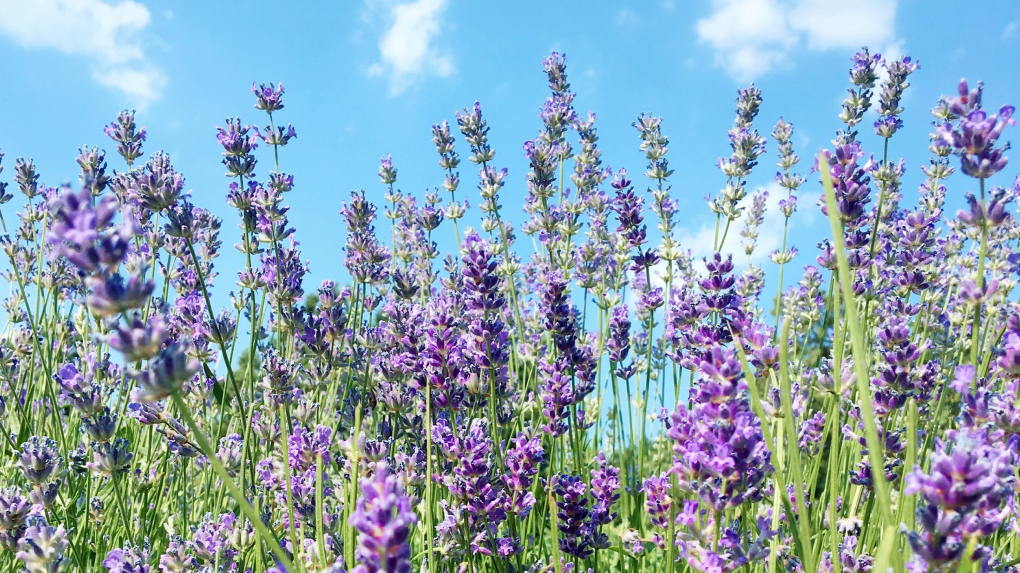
[552,452,620,559]
[904,429,1013,572]
[936,79,1016,179]
[350,463,416,573]
[665,346,772,512]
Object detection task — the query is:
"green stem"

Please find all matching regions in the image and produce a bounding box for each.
[170,392,294,571]
[972,178,987,378]
[819,150,894,528]
[779,318,814,573]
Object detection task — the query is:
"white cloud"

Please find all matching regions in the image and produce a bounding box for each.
[0,0,166,109]
[695,0,899,81]
[695,0,796,81]
[93,67,167,106]
[788,0,895,51]
[1004,21,1018,41]
[616,8,640,26]
[365,0,454,96]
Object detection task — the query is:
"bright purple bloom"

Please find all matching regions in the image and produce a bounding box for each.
[904,428,1014,571]
[553,474,593,558]
[18,437,60,486]
[349,463,416,573]
[936,79,1016,178]
[252,82,285,112]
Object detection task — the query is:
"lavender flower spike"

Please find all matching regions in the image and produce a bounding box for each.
[349,462,417,573]
[130,343,200,402]
[17,518,70,573]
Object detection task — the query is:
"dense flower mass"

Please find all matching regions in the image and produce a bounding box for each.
[0,48,1016,573]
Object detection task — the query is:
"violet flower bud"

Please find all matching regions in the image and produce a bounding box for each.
[107,312,167,362]
[0,487,30,551]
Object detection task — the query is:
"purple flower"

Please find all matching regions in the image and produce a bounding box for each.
[252,82,285,112]
[216,118,258,178]
[18,437,60,485]
[349,463,416,573]
[503,432,544,499]
[216,434,244,476]
[904,428,1014,570]
[104,543,151,573]
[130,343,200,402]
[956,190,1011,229]
[256,124,297,147]
[642,473,672,528]
[379,154,397,185]
[104,109,146,166]
[288,424,333,471]
[936,79,1016,179]
[666,345,772,511]
[341,191,391,286]
[798,411,826,455]
[14,157,40,198]
[82,408,118,442]
[0,487,31,551]
[16,517,69,573]
[191,513,236,566]
[455,102,495,164]
[552,474,593,559]
[159,536,196,573]
[607,304,631,364]
[87,437,133,476]
[589,452,620,527]
[107,312,168,362]
[47,187,134,272]
[611,170,646,249]
[123,151,185,212]
[817,143,873,229]
[85,271,155,317]
[77,146,110,195]
[873,55,919,138]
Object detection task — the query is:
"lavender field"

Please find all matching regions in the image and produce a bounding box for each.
[0,47,1017,573]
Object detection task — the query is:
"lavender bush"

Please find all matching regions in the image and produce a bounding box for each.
[0,49,1017,573]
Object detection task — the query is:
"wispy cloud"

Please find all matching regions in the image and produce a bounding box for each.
[365,0,454,96]
[695,0,898,81]
[1004,21,1018,41]
[616,8,640,26]
[0,0,167,109]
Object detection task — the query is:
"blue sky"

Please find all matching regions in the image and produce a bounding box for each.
[1,0,1019,304]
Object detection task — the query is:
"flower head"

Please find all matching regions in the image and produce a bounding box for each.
[349,463,416,573]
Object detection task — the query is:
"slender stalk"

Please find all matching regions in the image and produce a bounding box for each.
[972,178,988,377]
[779,318,814,573]
[819,150,894,528]
[170,391,295,572]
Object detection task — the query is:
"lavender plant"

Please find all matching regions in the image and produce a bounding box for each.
[0,49,1017,573]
